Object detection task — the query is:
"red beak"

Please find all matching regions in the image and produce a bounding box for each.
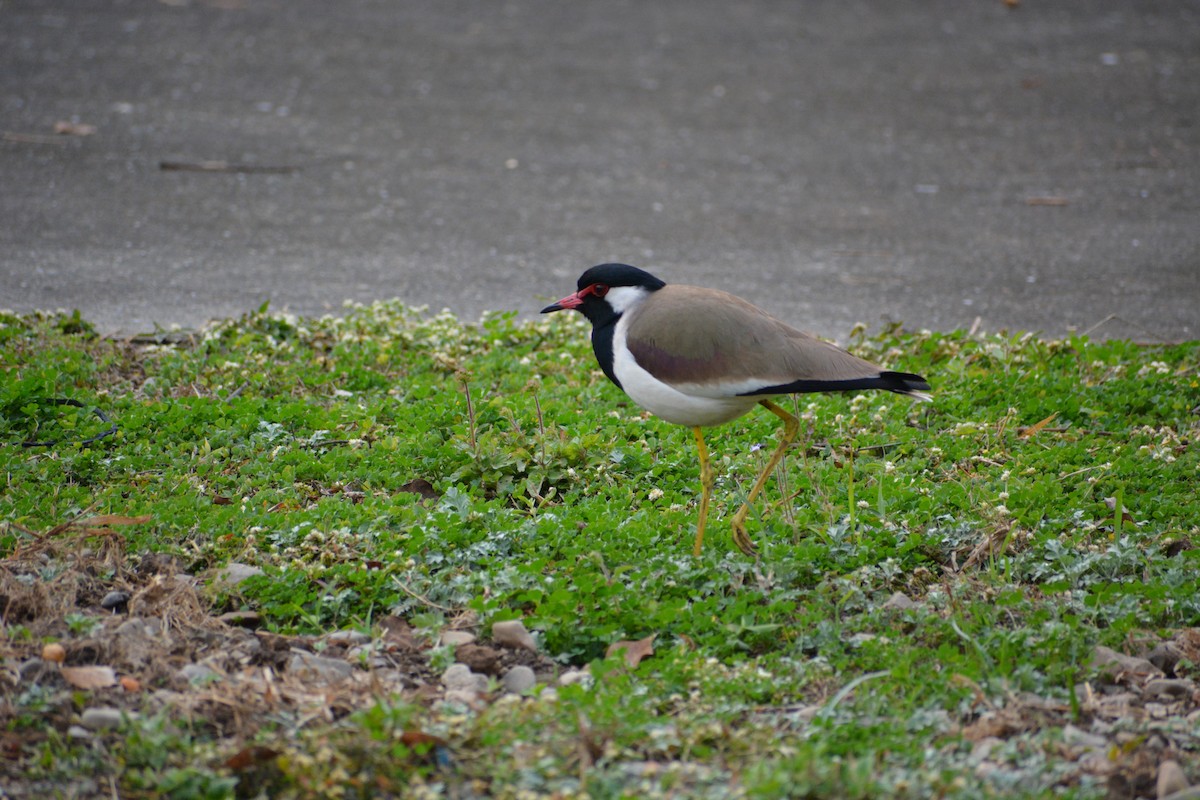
[541,291,584,313]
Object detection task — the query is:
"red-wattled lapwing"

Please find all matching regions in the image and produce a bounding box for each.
[541,263,931,557]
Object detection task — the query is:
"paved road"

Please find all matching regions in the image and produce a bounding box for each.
[2,0,1197,341]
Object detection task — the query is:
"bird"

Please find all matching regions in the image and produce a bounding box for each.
[541,263,931,556]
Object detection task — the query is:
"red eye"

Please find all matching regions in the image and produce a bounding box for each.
[592,283,609,298]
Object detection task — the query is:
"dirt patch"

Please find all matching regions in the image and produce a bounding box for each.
[0,521,561,796]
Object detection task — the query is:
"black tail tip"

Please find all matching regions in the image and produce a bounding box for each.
[881,371,932,396]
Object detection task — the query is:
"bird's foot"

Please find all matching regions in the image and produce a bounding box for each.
[730,519,759,557]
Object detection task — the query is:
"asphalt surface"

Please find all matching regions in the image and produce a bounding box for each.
[2,0,1198,341]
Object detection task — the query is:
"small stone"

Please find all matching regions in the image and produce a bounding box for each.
[347,644,388,668]
[1157,759,1189,799]
[210,562,264,591]
[116,616,163,637]
[443,689,482,706]
[440,630,476,647]
[287,649,354,683]
[882,591,918,611]
[501,665,536,694]
[324,629,371,647]
[137,552,181,576]
[492,619,537,652]
[442,663,488,694]
[175,662,221,686]
[67,725,92,740]
[19,658,55,681]
[100,590,131,612]
[1148,642,1185,676]
[455,644,500,675]
[80,707,127,731]
[112,617,163,670]
[1161,789,1200,800]
[1061,724,1108,751]
[1091,645,1163,681]
[1144,678,1195,700]
[558,669,593,688]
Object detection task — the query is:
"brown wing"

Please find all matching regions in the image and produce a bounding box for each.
[623,285,885,390]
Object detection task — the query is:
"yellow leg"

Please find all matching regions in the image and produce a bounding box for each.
[692,426,713,556]
[730,399,800,556]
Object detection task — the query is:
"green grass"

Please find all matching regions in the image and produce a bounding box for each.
[2,304,1198,798]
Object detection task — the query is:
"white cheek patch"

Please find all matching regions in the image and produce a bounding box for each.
[603,286,649,315]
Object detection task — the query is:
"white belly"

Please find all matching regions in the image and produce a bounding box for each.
[610,320,758,427]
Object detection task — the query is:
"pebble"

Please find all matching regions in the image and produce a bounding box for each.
[1158,760,1189,799]
[287,649,354,683]
[501,665,536,694]
[324,629,371,647]
[1061,724,1107,750]
[116,617,163,637]
[442,663,488,695]
[347,644,389,668]
[175,662,220,686]
[443,689,482,706]
[111,618,165,671]
[1148,641,1184,675]
[210,562,264,591]
[1091,645,1163,680]
[1144,678,1194,700]
[1161,789,1200,800]
[80,707,128,731]
[440,630,476,647]
[492,619,537,652]
[558,669,593,688]
[67,725,92,740]
[882,591,918,611]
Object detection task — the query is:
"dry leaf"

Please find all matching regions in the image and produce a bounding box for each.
[1019,412,1059,439]
[77,514,152,527]
[400,730,452,766]
[61,665,118,689]
[606,634,657,668]
[54,120,97,136]
[225,745,280,771]
[1103,497,1136,524]
[400,730,448,748]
